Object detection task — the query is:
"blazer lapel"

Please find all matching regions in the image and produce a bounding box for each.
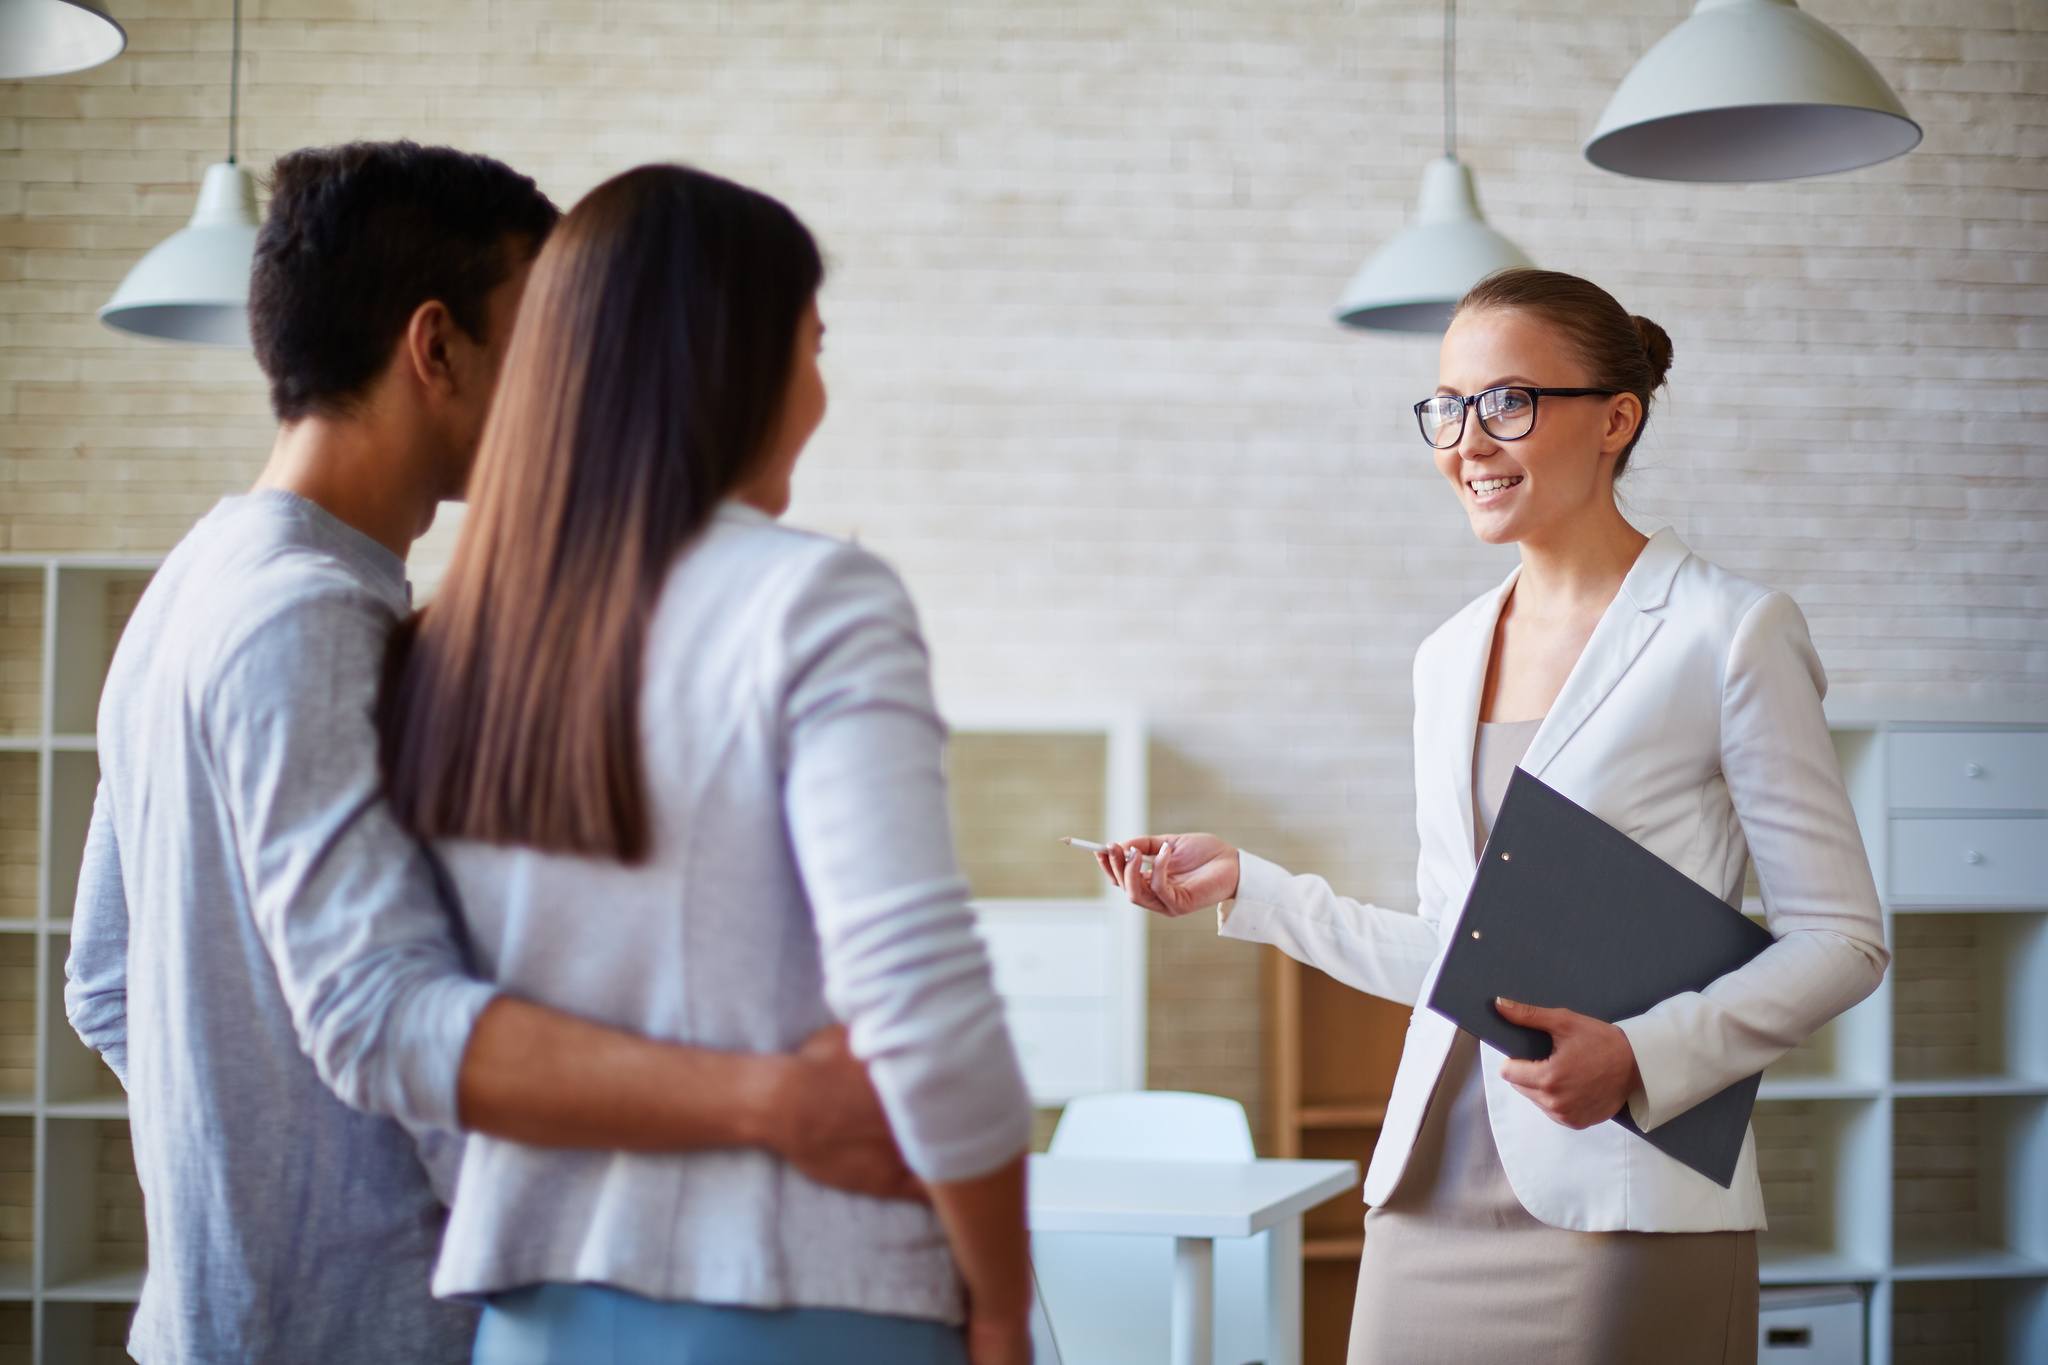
[1518,526,1690,779]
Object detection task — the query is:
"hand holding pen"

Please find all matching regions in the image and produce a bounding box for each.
[1066,834,1243,918]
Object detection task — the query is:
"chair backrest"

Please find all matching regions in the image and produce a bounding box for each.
[1047,1090,1258,1162]
[1035,1091,1269,1365]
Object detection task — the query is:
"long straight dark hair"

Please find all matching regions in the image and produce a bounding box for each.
[379,164,823,861]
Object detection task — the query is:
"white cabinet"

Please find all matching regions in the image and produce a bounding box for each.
[1774,715,2048,1365]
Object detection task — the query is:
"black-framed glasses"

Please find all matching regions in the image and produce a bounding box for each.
[1413,385,1620,449]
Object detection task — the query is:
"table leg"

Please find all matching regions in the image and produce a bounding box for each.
[1266,1218,1303,1365]
[1171,1236,1214,1365]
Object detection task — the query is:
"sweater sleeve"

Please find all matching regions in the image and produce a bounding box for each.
[778,543,1032,1183]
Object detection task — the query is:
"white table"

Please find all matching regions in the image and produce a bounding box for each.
[1027,1154,1359,1365]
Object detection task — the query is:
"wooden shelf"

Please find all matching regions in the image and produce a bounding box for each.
[1296,1102,1388,1129]
[1267,949,1405,1360]
[1303,1236,1364,1262]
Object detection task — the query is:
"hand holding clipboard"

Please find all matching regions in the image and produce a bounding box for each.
[1426,768,1775,1187]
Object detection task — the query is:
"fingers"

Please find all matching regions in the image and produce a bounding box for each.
[1149,838,1177,904]
[1495,997,1579,1032]
[1121,851,1170,914]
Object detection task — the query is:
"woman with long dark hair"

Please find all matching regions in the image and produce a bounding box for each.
[379,164,1033,1365]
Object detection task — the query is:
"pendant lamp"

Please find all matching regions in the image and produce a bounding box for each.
[1586,0,1920,182]
[1334,0,1532,334]
[0,0,125,79]
[99,0,258,345]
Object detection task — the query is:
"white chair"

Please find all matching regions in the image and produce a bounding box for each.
[1033,1091,1269,1365]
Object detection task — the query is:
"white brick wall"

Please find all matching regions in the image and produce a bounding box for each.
[3,0,2044,1135]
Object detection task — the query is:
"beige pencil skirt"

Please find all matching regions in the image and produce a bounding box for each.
[1347,1032,1758,1365]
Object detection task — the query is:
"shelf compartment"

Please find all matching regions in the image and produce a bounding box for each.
[38,1300,135,1364]
[1891,1277,2048,1365]
[48,569,151,740]
[1762,991,1888,1092]
[43,934,121,1108]
[0,570,41,744]
[0,940,31,1104]
[1891,911,2047,1089]
[948,730,1108,901]
[44,752,99,930]
[1753,1097,1888,1281]
[42,1119,145,1298]
[0,1301,26,1365]
[0,757,33,929]
[0,1118,27,1297]
[1297,1126,1369,1245]
[1296,967,1404,1115]
[1893,1095,2048,1273]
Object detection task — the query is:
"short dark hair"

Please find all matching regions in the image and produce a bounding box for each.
[250,140,560,422]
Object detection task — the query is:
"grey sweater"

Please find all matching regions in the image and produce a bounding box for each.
[65,491,488,1364]
[428,501,1032,1320]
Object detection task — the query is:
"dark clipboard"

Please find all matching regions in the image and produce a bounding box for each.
[1425,767,1776,1187]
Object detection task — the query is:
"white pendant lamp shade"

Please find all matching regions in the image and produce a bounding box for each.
[0,0,126,79]
[1334,157,1534,334]
[99,161,259,346]
[1586,0,1920,182]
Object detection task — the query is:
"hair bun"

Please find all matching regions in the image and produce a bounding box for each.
[1632,314,1674,389]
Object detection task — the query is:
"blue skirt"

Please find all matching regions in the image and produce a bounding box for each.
[472,1283,969,1365]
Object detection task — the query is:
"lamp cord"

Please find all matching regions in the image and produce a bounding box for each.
[228,0,241,165]
[1443,0,1456,160]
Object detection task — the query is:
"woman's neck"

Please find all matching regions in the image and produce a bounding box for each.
[1510,502,1650,619]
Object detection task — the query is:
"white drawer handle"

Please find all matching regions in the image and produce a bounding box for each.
[1963,762,1984,779]
[1963,849,1985,866]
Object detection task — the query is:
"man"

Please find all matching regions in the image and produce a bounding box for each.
[65,141,918,1364]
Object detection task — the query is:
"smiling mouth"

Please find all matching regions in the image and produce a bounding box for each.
[1468,475,1524,497]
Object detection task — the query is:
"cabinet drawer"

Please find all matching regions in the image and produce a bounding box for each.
[1888,730,2048,812]
[1003,1000,1112,1103]
[1889,817,2048,905]
[977,916,1110,1000]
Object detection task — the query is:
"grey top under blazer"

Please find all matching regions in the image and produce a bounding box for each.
[429,501,1032,1322]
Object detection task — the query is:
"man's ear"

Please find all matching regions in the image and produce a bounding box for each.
[403,299,459,399]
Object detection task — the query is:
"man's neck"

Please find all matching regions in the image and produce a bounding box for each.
[254,413,443,561]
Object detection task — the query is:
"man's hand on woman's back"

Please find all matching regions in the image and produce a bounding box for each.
[769,1025,926,1203]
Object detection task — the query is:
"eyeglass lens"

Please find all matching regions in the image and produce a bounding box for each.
[1417,387,1538,448]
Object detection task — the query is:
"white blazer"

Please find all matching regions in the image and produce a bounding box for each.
[1219,526,1889,1232]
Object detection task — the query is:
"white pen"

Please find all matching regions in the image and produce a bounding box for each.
[1061,836,1161,877]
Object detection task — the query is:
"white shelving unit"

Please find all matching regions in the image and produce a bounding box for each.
[946,714,1148,1107]
[1750,713,2048,1364]
[0,553,158,1365]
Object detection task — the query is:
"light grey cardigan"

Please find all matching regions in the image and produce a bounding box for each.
[429,501,1031,1322]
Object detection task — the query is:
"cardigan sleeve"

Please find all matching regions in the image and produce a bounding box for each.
[779,543,1032,1183]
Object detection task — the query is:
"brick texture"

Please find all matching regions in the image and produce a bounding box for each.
[3,0,2045,1151]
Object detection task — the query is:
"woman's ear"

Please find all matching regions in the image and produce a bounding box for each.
[1604,392,1644,457]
